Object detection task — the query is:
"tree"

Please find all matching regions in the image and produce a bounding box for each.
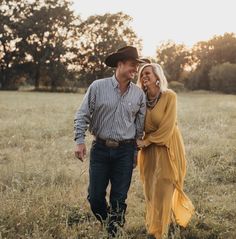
[16,0,81,90]
[0,0,21,89]
[76,12,142,86]
[189,33,236,90]
[156,41,191,82]
[209,63,236,93]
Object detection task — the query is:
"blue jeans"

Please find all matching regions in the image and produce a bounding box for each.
[87,140,135,232]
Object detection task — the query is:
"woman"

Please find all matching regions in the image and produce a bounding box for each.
[137,63,194,239]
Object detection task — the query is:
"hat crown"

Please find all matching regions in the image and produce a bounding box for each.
[105,45,143,67]
[116,46,138,57]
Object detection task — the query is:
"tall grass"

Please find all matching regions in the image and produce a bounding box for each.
[0,91,235,239]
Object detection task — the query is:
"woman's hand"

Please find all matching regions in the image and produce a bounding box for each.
[137,139,146,149]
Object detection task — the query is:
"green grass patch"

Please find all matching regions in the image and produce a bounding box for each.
[0,91,235,238]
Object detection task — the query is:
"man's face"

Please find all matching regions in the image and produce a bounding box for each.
[118,59,139,80]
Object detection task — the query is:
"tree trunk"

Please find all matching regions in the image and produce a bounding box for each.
[50,77,57,92]
[34,65,40,90]
[0,68,9,90]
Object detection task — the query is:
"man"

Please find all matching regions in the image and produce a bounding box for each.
[74,46,146,237]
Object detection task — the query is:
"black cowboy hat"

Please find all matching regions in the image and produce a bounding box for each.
[105,46,145,67]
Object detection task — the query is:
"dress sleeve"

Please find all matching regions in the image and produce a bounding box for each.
[143,91,177,147]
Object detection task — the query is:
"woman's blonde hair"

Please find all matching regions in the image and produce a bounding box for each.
[137,63,168,92]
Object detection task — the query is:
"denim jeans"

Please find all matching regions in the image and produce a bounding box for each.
[87,140,135,234]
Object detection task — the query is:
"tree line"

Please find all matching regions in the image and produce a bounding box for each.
[0,0,235,93]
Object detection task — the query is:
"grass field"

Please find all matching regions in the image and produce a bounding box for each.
[0,91,235,239]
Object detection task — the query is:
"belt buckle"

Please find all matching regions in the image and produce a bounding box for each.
[105,139,119,148]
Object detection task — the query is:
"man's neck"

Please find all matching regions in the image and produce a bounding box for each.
[115,73,130,94]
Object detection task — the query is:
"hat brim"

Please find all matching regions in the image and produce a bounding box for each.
[105,52,145,67]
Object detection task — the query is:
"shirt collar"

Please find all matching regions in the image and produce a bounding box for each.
[111,75,132,89]
[111,75,119,88]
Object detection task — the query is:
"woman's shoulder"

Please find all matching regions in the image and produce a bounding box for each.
[162,89,176,99]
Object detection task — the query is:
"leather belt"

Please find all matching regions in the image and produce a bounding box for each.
[95,137,135,148]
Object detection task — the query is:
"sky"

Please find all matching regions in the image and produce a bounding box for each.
[72,0,236,57]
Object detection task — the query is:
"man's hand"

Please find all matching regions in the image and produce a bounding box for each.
[74,144,86,162]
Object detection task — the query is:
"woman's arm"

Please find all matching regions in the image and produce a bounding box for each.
[143,91,177,147]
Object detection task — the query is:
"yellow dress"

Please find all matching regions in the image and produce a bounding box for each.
[138,89,194,239]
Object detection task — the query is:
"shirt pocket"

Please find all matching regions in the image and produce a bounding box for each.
[122,101,140,121]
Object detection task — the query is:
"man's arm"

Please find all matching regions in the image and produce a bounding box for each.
[135,91,146,140]
[133,91,146,168]
[74,83,96,160]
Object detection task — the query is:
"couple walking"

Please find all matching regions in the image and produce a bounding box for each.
[74,46,194,238]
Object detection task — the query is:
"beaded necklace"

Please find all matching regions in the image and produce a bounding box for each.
[146,92,162,109]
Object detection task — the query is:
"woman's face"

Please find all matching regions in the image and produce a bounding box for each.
[140,66,159,90]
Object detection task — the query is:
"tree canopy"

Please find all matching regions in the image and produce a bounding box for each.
[156,41,191,82]
[0,0,235,93]
[76,12,142,86]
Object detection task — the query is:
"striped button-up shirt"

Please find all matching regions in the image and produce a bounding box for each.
[74,75,146,144]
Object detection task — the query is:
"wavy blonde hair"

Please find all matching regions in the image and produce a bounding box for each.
[137,63,168,93]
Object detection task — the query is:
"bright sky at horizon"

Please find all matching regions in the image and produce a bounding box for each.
[72,0,236,57]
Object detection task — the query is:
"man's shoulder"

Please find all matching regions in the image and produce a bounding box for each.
[90,77,112,87]
[130,82,145,95]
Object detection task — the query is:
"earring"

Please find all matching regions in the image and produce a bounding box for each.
[156,80,159,85]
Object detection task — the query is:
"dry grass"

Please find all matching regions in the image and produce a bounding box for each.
[0,91,235,239]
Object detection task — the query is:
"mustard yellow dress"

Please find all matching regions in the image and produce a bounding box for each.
[138,89,194,239]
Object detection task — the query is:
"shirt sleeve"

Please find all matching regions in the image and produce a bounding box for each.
[74,82,96,144]
[135,91,146,139]
[143,91,177,147]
